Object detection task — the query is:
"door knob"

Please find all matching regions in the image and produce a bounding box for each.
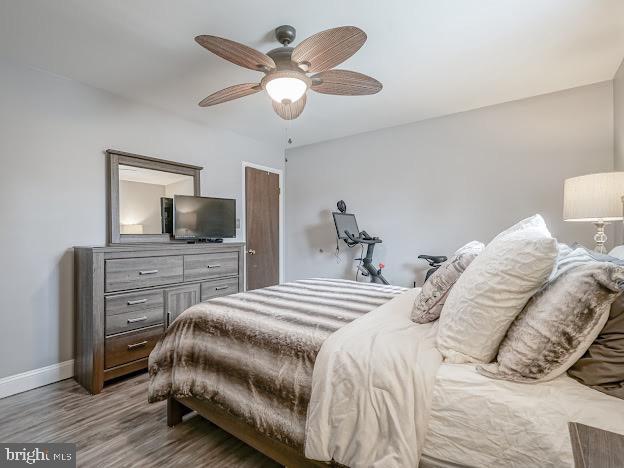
[247,249,256,255]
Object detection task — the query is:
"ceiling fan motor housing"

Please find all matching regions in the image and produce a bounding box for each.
[266,47,300,71]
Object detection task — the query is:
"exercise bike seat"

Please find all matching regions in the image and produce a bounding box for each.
[418,254,447,264]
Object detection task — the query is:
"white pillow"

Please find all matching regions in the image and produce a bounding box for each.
[437,215,558,363]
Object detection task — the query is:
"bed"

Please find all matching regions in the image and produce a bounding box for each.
[148,279,624,467]
[148,278,407,466]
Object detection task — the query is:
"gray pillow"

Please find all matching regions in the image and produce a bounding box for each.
[567,292,624,399]
[477,262,624,383]
[411,241,484,324]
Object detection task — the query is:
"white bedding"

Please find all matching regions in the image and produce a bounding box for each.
[305,288,442,468]
[423,363,624,467]
[304,285,624,468]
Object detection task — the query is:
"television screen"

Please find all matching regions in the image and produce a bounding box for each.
[174,195,236,240]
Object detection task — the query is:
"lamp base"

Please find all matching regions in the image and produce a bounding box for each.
[593,221,608,254]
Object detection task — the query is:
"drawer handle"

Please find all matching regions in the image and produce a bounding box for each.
[127,316,148,324]
[139,270,159,275]
[207,264,222,269]
[215,286,230,291]
[127,340,148,350]
[127,299,148,305]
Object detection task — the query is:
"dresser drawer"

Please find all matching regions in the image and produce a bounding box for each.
[105,290,164,336]
[104,325,163,369]
[201,277,239,302]
[184,252,238,282]
[105,256,183,292]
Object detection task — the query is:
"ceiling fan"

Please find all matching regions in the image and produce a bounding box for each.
[195,25,382,120]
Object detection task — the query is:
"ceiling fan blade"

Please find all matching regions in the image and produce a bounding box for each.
[272,94,307,120]
[195,35,276,72]
[199,83,261,107]
[311,70,382,95]
[291,26,366,73]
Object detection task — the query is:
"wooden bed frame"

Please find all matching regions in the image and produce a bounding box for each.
[167,397,332,467]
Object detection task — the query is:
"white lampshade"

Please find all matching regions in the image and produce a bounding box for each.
[563,172,624,222]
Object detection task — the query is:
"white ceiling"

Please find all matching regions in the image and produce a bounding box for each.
[0,0,623,148]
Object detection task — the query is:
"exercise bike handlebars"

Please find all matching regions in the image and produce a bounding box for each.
[343,230,382,245]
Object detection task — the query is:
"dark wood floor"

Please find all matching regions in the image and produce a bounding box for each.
[0,372,280,468]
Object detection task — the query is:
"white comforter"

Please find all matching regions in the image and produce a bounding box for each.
[305,288,441,468]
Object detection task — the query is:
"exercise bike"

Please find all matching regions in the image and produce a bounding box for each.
[332,201,447,285]
[418,254,448,282]
[332,201,389,285]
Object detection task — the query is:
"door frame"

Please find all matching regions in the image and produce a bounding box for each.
[241,161,284,290]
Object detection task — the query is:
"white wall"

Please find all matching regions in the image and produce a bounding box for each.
[285,82,614,287]
[615,59,624,170]
[612,58,624,244]
[164,178,195,199]
[0,58,283,379]
[119,180,165,234]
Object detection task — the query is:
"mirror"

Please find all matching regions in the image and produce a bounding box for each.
[118,165,194,235]
[106,150,202,244]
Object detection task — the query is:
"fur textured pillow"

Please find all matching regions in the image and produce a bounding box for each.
[411,241,484,324]
[477,262,624,383]
[437,215,558,364]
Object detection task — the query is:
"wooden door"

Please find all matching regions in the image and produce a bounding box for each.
[165,283,200,327]
[245,167,279,290]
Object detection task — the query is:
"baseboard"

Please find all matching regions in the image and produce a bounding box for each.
[0,360,74,399]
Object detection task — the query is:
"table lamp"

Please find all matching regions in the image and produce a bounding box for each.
[563,172,624,253]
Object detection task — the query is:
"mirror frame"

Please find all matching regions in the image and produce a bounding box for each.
[106,149,202,244]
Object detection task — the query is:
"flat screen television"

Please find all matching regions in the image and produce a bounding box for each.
[173,195,236,240]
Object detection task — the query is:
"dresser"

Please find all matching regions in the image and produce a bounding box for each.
[74,242,245,394]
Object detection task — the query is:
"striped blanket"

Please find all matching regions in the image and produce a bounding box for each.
[148,278,406,449]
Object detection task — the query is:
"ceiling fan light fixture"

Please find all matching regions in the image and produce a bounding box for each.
[264,75,308,104]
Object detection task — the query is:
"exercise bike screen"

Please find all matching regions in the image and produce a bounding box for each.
[333,212,360,240]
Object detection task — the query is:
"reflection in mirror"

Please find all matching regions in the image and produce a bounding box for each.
[118,165,194,235]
